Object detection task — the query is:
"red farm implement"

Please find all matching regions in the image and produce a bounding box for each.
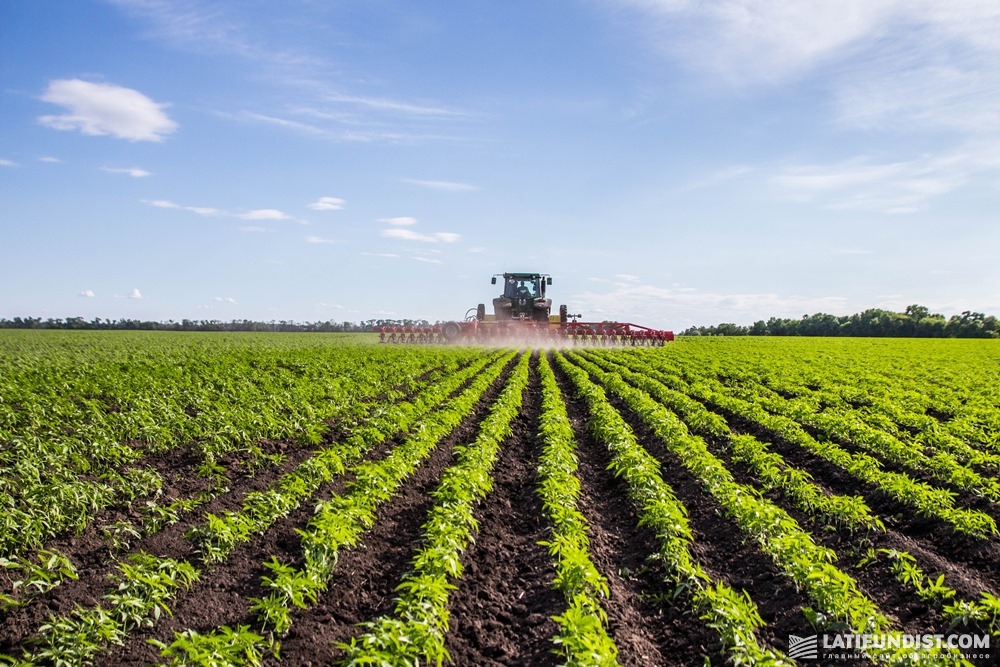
[378,272,675,347]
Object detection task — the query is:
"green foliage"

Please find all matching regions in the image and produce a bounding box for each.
[682,304,1000,338]
[152,625,270,666]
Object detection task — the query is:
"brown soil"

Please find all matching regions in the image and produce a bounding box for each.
[442,352,564,667]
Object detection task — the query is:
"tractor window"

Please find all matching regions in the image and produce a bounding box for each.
[505,278,540,299]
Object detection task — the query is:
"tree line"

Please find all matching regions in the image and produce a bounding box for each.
[682,305,1000,338]
[3,305,997,338]
[0,317,432,332]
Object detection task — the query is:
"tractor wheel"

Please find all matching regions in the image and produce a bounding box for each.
[559,304,568,323]
[442,321,463,342]
[476,303,486,321]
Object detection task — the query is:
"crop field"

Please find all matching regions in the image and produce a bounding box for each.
[1,331,999,666]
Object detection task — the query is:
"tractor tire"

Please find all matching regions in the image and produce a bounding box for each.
[559,304,568,323]
[476,303,486,321]
[442,321,463,342]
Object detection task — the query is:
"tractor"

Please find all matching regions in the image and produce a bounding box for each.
[379,271,674,346]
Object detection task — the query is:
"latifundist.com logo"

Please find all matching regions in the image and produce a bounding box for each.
[788,635,819,660]
[787,633,991,662]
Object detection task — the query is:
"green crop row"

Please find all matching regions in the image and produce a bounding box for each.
[7,352,508,667]
[340,352,531,666]
[581,351,883,533]
[535,354,619,667]
[621,352,996,538]
[727,381,1000,506]
[186,351,504,563]
[572,353,977,666]
[4,553,198,666]
[858,548,1000,637]
[154,351,517,664]
[0,335,468,564]
[554,352,795,666]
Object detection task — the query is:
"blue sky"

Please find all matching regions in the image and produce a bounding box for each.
[2,1,999,330]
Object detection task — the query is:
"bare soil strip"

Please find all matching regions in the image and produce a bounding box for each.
[553,359,720,667]
[441,353,564,667]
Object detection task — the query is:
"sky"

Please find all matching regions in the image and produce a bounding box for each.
[2,0,999,330]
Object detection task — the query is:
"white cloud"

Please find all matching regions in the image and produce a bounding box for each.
[239,208,290,220]
[214,296,237,303]
[38,79,177,141]
[322,92,466,118]
[617,2,1000,133]
[362,252,400,258]
[381,228,461,243]
[38,156,62,163]
[378,216,418,226]
[770,144,1000,213]
[307,196,345,211]
[239,226,271,232]
[412,256,443,264]
[0,159,17,167]
[79,289,95,297]
[128,288,142,299]
[144,199,220,216]
[101,166,152,178]
[305,235,337,244]
[403,179,478,192]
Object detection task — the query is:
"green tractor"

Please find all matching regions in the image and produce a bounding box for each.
[487,272,555,323]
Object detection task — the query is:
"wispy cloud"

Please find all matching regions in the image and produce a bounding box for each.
[79,289,95,297]
[412,256,443,264]
[615,2,1000,133]
[113,288,143,299]
[239,209,290,221]
[305,235,337,244]
[378,216,417,226]
[381,228,461,243]
[0,159,18,167]
[321,93,467,118]
[770,143,1000,213]
[362,252,400,258]
[307,196,345,211]
[214,296,237,303]
[238,226,272,233]
[402,179,479,192]
[39,79,177,141]
[144,199,220,216]
[38,156,62,163]
[108,2,476,144]
[101,166,152,177]
[143,200,311,223]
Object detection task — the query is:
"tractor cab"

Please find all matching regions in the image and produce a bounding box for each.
[491,272,552,322]
[503,276,542,300]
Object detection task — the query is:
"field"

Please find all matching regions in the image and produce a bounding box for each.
[1,331,999,666]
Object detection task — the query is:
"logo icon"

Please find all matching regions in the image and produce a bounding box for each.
[789,634,818,660]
